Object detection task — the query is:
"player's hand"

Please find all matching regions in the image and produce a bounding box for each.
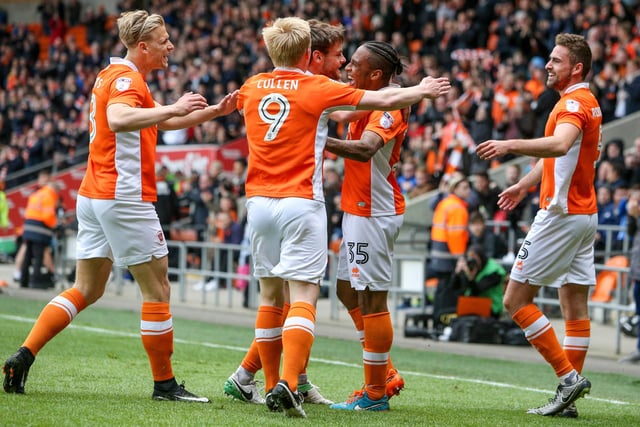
[497,184,527,211]
[420,76,451,99]
[173,92,208,116]
[476,139,509,160]
[211,90,239,117]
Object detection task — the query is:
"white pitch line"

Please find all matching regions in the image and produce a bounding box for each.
[1,314,632,406]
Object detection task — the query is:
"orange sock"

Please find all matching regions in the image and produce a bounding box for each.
[284,302,310,378]
[281,302,316,392]
[282,302,291,320]
[363,312,393,401]
[349,306,396,372]
[387,356,396,373]
[348,306,365,346]
[255,305,283,391]
[563,319,590,373]
[140,302,174,382]
[241,339,262,373]
[23,288,87,356]
[513,304,573,378]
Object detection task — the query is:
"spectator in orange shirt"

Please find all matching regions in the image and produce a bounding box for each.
[525,56,547,100]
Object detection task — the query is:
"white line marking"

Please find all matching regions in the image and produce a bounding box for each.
[1,314,632,406]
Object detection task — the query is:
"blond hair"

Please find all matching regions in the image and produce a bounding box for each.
[117,10,165,49]
[262,17,310,67]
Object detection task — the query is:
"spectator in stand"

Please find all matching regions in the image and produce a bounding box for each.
[599,138,626,171]
[467,89,494,171]
[467,170,501,220]
[187,172,218,243]
[592,62,620,124]
[154,165,180,280]
[525,57,547,101]
[468,211,508,261]
[532,84,561,138]
[611,184,630,247]
[620,184,640,363]
[492,66,519,141]
[407,166,437,199]
[621,56,640,116]
[83,4,108,45]
[229,157,247,198]
[207,160,226,194]
[66,0,82,27]
[217,194,238,222]
[625,136,640,186]
[206,210,244,290]
[36,0,56,36]
[595,159,613,190]
[493,163,530,233]
[396,159,418,195]
[48,12,67,45]
[323,163,343,246]
[595,185,616,258]
[606,162,629,190]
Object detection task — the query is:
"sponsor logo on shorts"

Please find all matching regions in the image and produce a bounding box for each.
[158,231,164,242]
[351,266,360,279]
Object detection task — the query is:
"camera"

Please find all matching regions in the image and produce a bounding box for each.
[466,257,479,271]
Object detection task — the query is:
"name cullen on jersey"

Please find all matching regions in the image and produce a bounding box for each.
[256,79,299,90]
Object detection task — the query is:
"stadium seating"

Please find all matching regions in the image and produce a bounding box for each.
[591,255,630,303]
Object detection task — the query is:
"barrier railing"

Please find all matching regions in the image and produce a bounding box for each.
[54,230,635,354]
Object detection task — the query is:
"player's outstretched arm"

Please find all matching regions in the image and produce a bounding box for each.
[108,91,208,132]
[357,76,450,111]
[159,90,239,131]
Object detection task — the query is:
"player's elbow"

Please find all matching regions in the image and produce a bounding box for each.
[358,146,379,161]
[108,121,125,133]
[551,145,571,157]
[351,152,372,162]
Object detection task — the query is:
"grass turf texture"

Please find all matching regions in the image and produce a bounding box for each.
[1,297,639,426]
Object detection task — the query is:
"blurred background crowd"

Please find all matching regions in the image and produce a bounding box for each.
[2,0,640,264]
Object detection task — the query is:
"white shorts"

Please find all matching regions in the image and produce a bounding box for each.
[246,196,327,284]
[76,195,168,267]
[336,213,403,291]
[510,208,597,288]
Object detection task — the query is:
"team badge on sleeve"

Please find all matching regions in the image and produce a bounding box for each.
[115,77,133,91]
[380,112,394,129]
[565,99,580,112]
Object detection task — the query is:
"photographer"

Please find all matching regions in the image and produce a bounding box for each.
[450,245,506,318]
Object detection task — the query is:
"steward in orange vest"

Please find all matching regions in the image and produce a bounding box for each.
[20,182,60,288]
[429,173,470,275]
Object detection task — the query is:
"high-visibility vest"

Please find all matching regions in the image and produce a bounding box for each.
[429,193,469,273]
[22,185,59,243]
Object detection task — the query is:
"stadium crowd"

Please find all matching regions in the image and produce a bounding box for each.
[2,0,640,255]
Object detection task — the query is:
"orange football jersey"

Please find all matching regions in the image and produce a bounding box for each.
[79,58,158,202]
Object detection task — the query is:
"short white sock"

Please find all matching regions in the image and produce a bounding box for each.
[235,366,254,384]
[560,369,578,386]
